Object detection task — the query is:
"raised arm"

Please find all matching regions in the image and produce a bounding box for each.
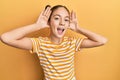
[75,27,108,48]
[69,11,108,48]
[0,6,51,50]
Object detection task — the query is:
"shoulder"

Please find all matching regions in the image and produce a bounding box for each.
[64,36,79,40]
[64,36,76,43]
[38,36,49,41]
[64,36,84,43]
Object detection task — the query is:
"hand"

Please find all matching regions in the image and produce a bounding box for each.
[69,11,79,32]
[36,6,51,29]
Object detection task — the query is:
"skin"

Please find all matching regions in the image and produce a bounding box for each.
[0,6,108,51]
[49,7,70,44]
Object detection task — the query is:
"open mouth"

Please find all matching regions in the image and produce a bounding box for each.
[57,27,65,35]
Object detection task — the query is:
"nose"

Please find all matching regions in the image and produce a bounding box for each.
[59,19,65,26]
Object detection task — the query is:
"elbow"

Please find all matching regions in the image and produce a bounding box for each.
[0,33,12,44]
[102,38,108,44]
[99,38,108,45]
[0,34,7,43]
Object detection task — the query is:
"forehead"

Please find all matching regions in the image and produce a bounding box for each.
[52,7,69,17]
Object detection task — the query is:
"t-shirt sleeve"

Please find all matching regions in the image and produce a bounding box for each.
[29,38,40,54]
[75,37,85,52]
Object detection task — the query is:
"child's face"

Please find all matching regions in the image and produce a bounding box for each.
[49,7,70,38]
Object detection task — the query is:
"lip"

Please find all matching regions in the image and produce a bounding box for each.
[57,27,65,31]
[57,27,65,35]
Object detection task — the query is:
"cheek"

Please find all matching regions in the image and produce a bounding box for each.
[49,21,58,32]
[65,22,70,27]
[50,20,59,27]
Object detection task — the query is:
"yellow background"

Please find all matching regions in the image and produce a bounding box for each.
[0,0,119,80]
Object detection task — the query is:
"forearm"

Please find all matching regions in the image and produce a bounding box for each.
[1,23,42,40]
[76,27,107,43]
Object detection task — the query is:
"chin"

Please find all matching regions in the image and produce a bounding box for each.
[56,35,64,38]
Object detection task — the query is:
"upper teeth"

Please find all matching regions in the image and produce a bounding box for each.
[57,28,65,32]
[57,28,64,30]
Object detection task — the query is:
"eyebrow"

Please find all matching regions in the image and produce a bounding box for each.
[53,14,69,18]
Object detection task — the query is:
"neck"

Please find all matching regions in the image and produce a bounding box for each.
[49,34,63,44]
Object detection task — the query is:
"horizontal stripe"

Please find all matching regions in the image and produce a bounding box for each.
[45,68,74,79]
[41,59,74,69]
[38,46,75,56]
[40,42,75,51]
[39,48,74,59]
[30,37,84,80]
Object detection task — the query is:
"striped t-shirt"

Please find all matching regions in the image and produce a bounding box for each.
[30,36,84,80]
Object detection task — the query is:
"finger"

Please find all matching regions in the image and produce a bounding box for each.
[39,10,44,18]
[71,10,74,20]
[74,11,78,22]
[46,7,52,18]
[46,10,52,19]
[73,11,76,19]
[74,11,79,23]
[45,5,51,10]
[36,10,44,24]
[43,6,51,16]
[70,11,72,22]
[45,6,51,16]
[72,11,77,20]
[70,10,72,20]
[43,7,48,16]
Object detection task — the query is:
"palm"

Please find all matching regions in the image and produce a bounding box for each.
[36,6,51,28]
[69,21,77,31]
[69,11,79,31]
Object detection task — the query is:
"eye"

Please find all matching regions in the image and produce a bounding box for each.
[65,19,69,22]
[54,17,59,20]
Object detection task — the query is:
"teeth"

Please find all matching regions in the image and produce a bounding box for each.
[57,28,64,30]
[57,27,65,32]
[57,28,61,30]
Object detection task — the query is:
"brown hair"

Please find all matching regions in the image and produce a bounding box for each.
[45,5,70,22]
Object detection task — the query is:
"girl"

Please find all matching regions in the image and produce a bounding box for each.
[0,5,107,80]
